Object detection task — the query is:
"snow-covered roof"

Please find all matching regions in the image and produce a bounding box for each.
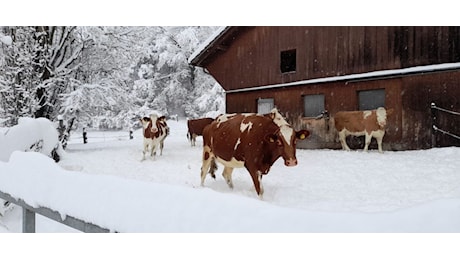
[226,62,460,93]
[188,26,231,66]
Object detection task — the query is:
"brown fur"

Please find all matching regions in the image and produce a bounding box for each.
[187,117,214,146]
[140,115,169,160]
[334,107,392,152]
[200,110,309,198]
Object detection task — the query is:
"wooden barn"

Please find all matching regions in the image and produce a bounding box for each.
[189,26,460,151]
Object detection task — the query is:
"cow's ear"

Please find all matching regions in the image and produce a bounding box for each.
[296,130,310,140]
[265,134,278,143]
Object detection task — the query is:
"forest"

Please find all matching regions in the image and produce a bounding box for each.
[0,26,224,146]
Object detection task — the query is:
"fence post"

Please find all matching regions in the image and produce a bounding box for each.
[22,208,36,233]
[83,128,88,144]
[431,102,437,148]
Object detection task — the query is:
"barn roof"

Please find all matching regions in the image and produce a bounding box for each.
[188,26,248,67]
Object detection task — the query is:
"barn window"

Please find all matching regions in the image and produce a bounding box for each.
[303,94,325,117]
[358,89,386,110]
[280,49,296,73]
[257,98,274,114]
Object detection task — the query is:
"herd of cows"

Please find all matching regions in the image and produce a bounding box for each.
[140,107,391,198]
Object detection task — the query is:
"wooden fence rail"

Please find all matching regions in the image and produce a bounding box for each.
[0,190,111,233]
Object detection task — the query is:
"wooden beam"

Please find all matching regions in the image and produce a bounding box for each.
[0,190,111,233]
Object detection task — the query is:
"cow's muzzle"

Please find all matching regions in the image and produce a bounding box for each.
[285,158,297,167]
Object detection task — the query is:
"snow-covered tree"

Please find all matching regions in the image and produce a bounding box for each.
[129,26,223,118]
[0,27,37,125]
[1,26,224,149]
[0,26,89,123]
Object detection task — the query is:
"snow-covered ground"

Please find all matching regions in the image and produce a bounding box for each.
[1,118,460,234]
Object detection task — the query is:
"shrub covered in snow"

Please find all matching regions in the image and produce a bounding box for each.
[0,117,65,217]
[0,117,64,163]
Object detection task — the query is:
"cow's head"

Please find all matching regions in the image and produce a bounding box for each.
[149,114,159,133]
[265,127,309,166]
[265,108,310,166]
[140,117,151,129]
[376,107,390,128]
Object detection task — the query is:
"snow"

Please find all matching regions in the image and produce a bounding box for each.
[188,26,229,64]
[0,33,12,45]
[1,118,460,234]
[0,118,459,257]
[0,117,62,162]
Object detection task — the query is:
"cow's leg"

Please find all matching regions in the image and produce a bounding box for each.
[222,167,234,189]
[200,146,214,186]
[364,133,372,152]
[187,132,192,146]
[248,169,264,199]
[141,139,148,161]
[375,131,385,153]
[338,130,351,151]
[258,172,264,199]
[192,133,197,146]
[159,141,164,156]
[151,143,157,159]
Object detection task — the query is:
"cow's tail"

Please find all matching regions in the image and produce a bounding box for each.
[209,157,217,179]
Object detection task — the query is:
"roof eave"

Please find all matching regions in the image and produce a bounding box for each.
[188,26,233,67]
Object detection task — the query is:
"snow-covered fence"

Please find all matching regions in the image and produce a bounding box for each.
[0,190,110,233]
[431,102,460,146]
[69,130,135,144]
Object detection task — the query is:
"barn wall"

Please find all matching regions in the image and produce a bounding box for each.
[207,26,460,92]
[400,70,460,149]
[226,70,460,150]
[226,78,403,150]
[205,26,460,150]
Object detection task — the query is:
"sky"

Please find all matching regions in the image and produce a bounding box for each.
[1,117,459,259]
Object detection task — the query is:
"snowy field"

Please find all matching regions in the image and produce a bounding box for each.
[1,118,460,234]
[1,118,460,258]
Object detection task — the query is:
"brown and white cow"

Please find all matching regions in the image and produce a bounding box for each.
[334,107,393,153]
[140,114,169,161]
[200,108,310,198]
[187,117,214,146]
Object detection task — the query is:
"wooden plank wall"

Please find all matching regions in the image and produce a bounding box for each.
[207,26,460,92]
[226,69,460,150]
[209,26,460,150]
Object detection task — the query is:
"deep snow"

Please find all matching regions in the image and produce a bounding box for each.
[1,118,460,233]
